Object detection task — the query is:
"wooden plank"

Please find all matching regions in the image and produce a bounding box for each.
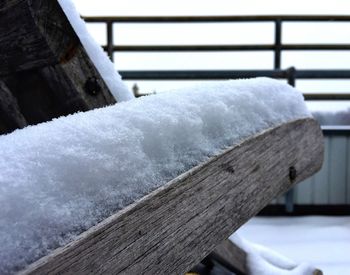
[21,118,324,275]
[211,239,247,274]
[0,80,27,134]
[329,136,347,204]
[0,0,116,134]
[0,0,58,75]
[0,0,110,77]
[3,54,115,126]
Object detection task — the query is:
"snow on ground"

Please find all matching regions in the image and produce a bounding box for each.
[0,78,310,274]
[235,216,350,274]
[58,0,134,102]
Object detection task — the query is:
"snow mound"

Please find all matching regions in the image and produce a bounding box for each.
[0,78,310,274]
[236,216,350,274]
[58,0,134,102]
[230,234,318,275]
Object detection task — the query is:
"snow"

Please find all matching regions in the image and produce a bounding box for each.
[58,0,134,102]
[235,216,350,274]
[230,235,317,275]
[0,78,310,274]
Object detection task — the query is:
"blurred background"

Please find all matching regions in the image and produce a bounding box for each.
[74,0,350,122]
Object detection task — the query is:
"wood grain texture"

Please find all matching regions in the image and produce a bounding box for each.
[21,118,324,275]
[211,239,247,275]
[0,0,116,134]
[0,80,28,134]
[0,0,57,75]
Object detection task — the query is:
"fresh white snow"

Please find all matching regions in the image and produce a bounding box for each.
[235,216,350,274]
[231,235,317,275]
[58,0,134,102]
[0,78,310,274]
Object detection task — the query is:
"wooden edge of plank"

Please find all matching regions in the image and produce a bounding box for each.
[211,239,247,274]
[211,239,323,275]
[20,118,324,275]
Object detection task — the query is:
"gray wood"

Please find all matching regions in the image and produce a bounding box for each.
[0,80,27,134]
[20,118,324,275]
[211,239,247,274]
[0,0,57,75]
[0,0,116,134]
[329,136,347,204]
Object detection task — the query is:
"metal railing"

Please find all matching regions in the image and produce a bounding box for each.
[83,15,350,213]
[83,15,350,100]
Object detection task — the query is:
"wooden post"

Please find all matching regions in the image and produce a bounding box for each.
[0,0,116,134]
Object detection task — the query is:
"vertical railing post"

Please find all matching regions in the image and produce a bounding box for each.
[107,21,114,62]
[274,19,282,69]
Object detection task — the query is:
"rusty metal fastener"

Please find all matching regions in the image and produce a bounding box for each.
[84,77,101,96]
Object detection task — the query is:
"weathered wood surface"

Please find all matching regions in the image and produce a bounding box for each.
[21,118,324,275]
[0,80,27,133]
[211,239,247,274]
[0,0,116,134]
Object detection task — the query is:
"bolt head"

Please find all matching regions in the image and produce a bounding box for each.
[84,77,101,96]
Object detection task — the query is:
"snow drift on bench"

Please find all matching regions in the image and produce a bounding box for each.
[0,78,310,274]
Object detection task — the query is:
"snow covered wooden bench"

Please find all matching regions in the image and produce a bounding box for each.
[1,111,323,274]
[0,1,324,274]
[16,117,323,275]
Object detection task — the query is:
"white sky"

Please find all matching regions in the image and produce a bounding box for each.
[72,0,350,16]
[72,0,350,112]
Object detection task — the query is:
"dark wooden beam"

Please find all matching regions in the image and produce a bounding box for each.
[21,118,324,274]
[0,80,27,134]
[0,0,116,134]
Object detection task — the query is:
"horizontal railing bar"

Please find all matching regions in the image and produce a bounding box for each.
[105,45,274,51]
[104,44,350,52]
[119,70,289,80]
[136,91,350,101]
[119,70,350,80]
[83,15,350,23]
[304,94,350,100]
[322,126,350,135]
[283,44,350,50]
[296,70,350,79]
[83,14,350,132]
